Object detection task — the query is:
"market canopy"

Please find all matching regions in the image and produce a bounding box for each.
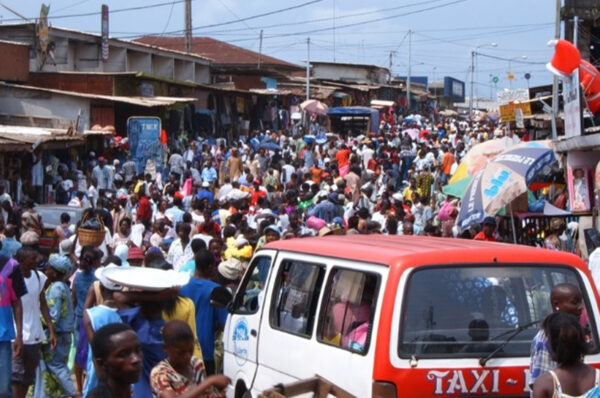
[0,125,84,152]
[327,106,374,116]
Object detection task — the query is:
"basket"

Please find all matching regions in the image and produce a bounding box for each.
[77,213,106,247]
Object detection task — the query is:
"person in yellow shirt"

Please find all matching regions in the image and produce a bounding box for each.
[402,177,422,204]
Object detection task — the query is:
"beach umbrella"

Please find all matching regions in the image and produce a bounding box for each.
[457,141,557,230]
[442,176,472,199]
[300,99,329,116]
[450,136,521,184]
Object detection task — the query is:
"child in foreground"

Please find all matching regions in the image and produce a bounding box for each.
[150,320,229,398]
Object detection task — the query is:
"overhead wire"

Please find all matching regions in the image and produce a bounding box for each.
[2,0,194,22]
[205,0,469,44]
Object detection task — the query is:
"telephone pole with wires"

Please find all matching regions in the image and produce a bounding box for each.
[258,30,263,69]
[184,0,192,53]
[306,37,311,100]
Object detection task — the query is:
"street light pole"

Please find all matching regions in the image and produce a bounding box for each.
[469,50,475,117]
[469,43,497,117]
[407,29,412,112]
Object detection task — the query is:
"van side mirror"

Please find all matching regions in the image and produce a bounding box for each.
[210,286,233,309]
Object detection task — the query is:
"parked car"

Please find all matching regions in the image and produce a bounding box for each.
[212,235,600,398]
[35,205,84,254]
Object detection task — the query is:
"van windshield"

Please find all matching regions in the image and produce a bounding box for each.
[398,265,597,358]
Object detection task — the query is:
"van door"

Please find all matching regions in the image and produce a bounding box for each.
[224,250,276,396]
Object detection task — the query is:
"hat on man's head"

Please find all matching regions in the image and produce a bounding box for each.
[482,216,496,226]
[128,247,145,260]
[264,224,281,236]
[48,254,72,274]
[202,181,210,188]
[59,239,73,255]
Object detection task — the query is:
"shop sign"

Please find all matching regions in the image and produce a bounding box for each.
[127,117,163,173]
[563,72,582,138]
[101,5,109,61]
[499,102,532,122]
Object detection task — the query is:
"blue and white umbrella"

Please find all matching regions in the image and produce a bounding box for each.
[457,141,557,230]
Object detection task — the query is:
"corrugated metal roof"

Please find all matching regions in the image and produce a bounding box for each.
[0,125,84,152]
[0,82,197,107]
[134,36,302,70]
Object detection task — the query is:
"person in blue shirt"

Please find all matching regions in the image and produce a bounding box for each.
[0,225,21,259]
[196,181,215,204]
[32,254,77,398]
[72,245,100,394]
[201,161,218,184]
[180,249,228,376]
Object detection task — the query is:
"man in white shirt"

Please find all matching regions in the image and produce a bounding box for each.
[589,241,600,289]
[167,222,193,271]
[11,247,56,398]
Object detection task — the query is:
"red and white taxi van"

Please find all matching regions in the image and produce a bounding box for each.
[215,235,600,397]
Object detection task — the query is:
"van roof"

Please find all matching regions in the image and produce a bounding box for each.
[264,235,585,269]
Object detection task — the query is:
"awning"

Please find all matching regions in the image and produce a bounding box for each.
[248,88,292,96]
[0,125,84,152]
[327,106,373,116]
[0,82,197,107]
[554,134,600,152]
[370,99,395,108]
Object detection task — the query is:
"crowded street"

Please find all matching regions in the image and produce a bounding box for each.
[0,0,598,397]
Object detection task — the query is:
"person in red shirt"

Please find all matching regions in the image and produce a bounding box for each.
[440,146,455,184]
[335,144,351,174]
[473,216,497,242]
[136,186,152,228]
[250,179,267,207]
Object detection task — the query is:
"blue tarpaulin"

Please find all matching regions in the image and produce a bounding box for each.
[327,107,379,133]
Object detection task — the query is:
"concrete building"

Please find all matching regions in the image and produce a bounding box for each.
[134,36,303,91]
[310,61,390,85]
[0,23,212,84]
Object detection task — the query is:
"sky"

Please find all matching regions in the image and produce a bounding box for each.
[2,0,560,99]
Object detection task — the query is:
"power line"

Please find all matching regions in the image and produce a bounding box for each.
[53,0,95,13]
[116,0,325,38]
[2,0,194,22]
[207,0,469,43]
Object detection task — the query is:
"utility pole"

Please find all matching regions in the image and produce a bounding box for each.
[332,0,336,62]
[258,30,263,69]
[306,37,310,100]
[469,50,475,117]
[185,0,192,54]
[388,51,393,84]
[551,0,561,140]
[407,29,412,112]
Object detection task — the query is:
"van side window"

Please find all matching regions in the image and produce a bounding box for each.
[398,266,597,358]
[233,256,271,314]
[270,259,325,337]
[317,268,378,354]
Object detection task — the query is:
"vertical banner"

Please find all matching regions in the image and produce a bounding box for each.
[101,4,109,61]
[563,72,582,138]
[127,117,163,173]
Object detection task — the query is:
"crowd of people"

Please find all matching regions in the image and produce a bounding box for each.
[0,113,590,398]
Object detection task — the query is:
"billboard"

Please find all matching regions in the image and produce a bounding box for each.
[101,4,109,61]
[127,117,163,173]
[443,77,465,103]
[397,76,429,88]
[563,72,582,138]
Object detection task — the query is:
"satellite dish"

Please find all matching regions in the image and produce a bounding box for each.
[524,73,531,80]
